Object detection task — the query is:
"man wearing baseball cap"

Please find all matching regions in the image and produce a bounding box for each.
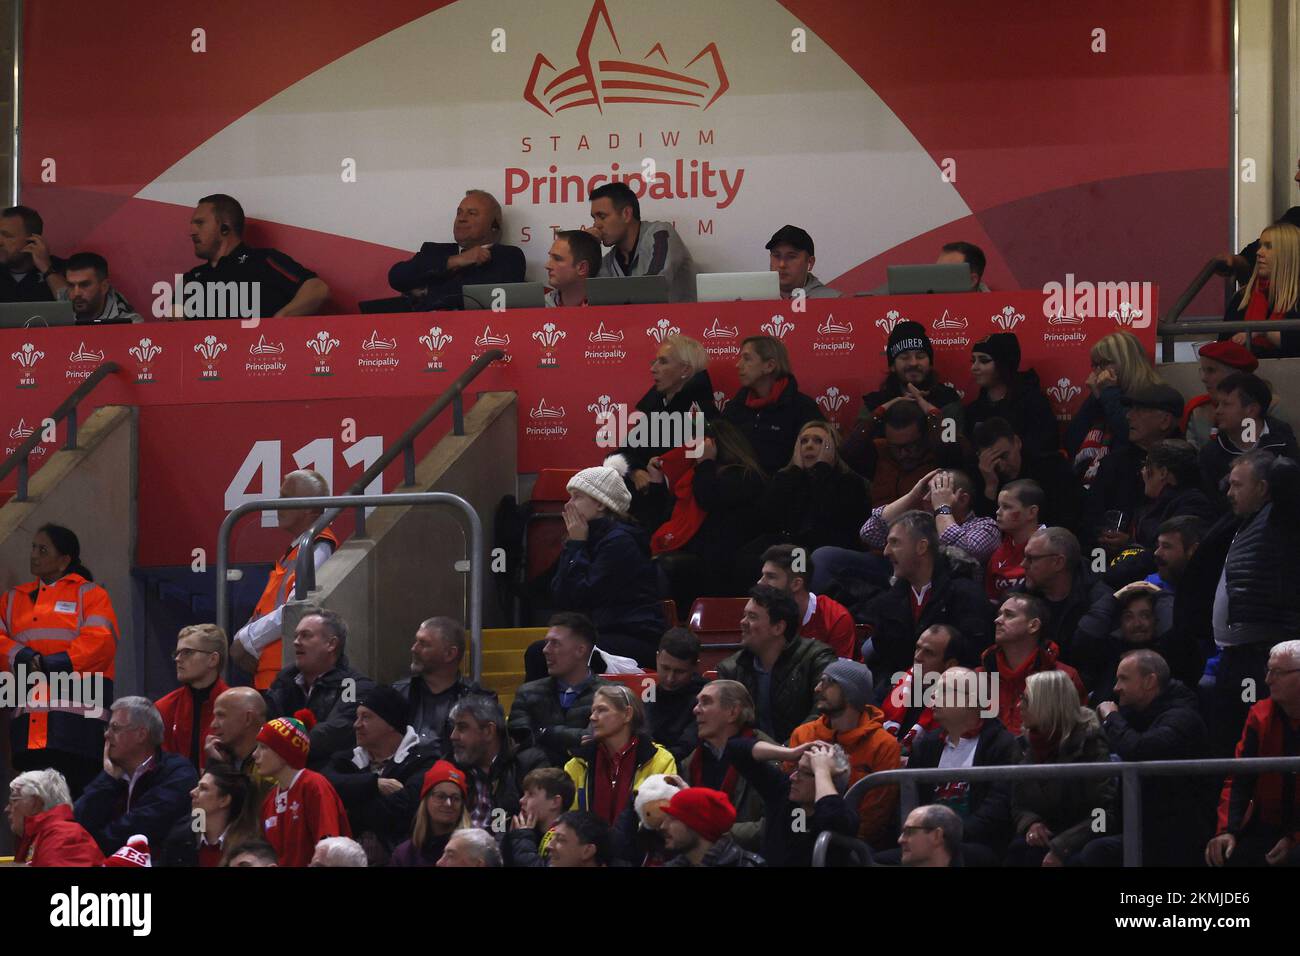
[661,787,765,867]
[255,711,351,866]
[1184,341,1260,450]
[766,225,840,300]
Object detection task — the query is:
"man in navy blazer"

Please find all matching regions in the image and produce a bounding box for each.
[388,189,526,310]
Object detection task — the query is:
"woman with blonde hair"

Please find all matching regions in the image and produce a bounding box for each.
[1220,220,1300,356]
[1066,330,1164,482]
[1006,670,1114,867]
[755,420,870,554]
[390,761,471,867]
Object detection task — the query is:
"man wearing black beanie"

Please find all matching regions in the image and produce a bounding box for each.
[847,320,964,450]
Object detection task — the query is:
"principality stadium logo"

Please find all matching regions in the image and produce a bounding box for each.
[701,318,738,339]
[249,335,286,355]
[992,306,1026,331]
[588,322,624,344]
[527,397,569,439]
[524,0,728,117]
[761,315,794,339]
[932,310,968,331]
[646,318,681,343]
[8,418,34,440]
[1047,308,1083,326]
[817,315,853,335]
[246,334,286,377]
[475,326,511,348]
[359,330,399,371]
[362,330,397,351]
[4,417,49,457]
[875,311,904,336]
[68,343,104,364]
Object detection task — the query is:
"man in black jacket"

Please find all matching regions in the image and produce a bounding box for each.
[263,607,376,770]
[866,511,993,689]
[971,417,1083,529]
[856,321,964,439]
[1079,582,1203,697]
[645,629,706,764]
[1199,373,1300,505]
[507,613,610,767]
[1207,452,1300,755]
[1092,650,1215,866]
[322,685,439,864]
[717,586,836,742]
[876,667,1018,866]
[1019,527,1112,666]
[386,189,525,310]
[451,694,546,828]
[391,616,491,756]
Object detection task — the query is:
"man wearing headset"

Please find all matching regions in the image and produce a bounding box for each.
[181,193,330,319]
[387,189,526,310]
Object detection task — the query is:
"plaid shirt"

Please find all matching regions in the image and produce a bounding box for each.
[468,765,494,829]
[860,506,1001,566]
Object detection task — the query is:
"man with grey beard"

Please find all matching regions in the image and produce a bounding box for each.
[391,617,494,757]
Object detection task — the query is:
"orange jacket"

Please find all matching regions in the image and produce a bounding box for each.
[0,573,119,756]
[250,527,339,689]
[788,705,901,845]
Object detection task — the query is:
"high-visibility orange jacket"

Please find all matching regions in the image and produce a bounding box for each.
[250,527,339,690]
[0,573,119,760]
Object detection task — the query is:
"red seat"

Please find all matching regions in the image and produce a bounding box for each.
[523,467,581,581]
[601,671,652,694]
[661,598,678,628]
[688,597,747,671]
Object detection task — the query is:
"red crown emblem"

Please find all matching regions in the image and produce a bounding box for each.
[525,0,728,116]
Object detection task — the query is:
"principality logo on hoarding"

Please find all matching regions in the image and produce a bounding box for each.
[526,397,568,439]
[246,335,287,376]
[585,322,626,364]
[359,330,399,371]
[813,314,853,354]
[524,0,728,117]
[472,325,512,366]
[66,342,105,382]
[4,417,50,458]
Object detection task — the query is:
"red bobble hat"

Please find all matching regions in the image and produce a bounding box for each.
[420,760,468,801]
[661,787,737,843]
[257,709,316,770]
[103,834,151,868]
[1198,340,1259,372]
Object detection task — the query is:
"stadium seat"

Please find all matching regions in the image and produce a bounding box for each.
[601,671,652,693]
[688,596,747,671]
[661,598,677,628]
[522,468,579,582]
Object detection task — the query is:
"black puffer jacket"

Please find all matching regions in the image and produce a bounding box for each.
[663,834,766,867]
[962,368,1061,459]
[264,657,377,770]
[760,461,871,553]
[1221,500,1300,639]
[550,516,662,641]
[1099,681,1215,865]
[507,675,610,767]
[1077,588,1204,695]
[1011,710,1115,859]
[322,734,441,859]
[1199,417,1300,504]
[1132,483,1219,549]
[716,638,837,743]
[723,374,824,475]
[614,369,720,471]
[646,674,706,765]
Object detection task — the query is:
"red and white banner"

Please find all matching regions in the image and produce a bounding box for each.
[2,291,1155,566]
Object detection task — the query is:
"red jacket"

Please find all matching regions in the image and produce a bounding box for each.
[157,678,229,769]
[801,593,856,659]
[15,804,105,866]
[977,642,1086,736]
[1218,698,1300,837]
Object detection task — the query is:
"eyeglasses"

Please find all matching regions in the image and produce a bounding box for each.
[428,792,463,804]
[172,648,215,661]
[1266,667,1300,678]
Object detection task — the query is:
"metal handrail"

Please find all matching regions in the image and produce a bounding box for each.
[844,755,1300,867]
[0,361,120,500]
[811,830,875,868]
[215,492,485,682]
[293,348,503,593]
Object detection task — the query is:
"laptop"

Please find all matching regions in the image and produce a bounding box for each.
[886,263,972,295]
[460,282,547,310]
[696,271,781,302]
[0,300,77,328]
[586,275,670,306]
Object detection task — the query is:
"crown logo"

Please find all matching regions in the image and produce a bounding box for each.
[362,330,397,351]
[992,306,1025,331]
[588,322,625,343]
[129,338,162,363]
[475,326,511,348]
[307,331,340,356]
[68,343,104,363]
[530,398,566,420]
[10,343,44,369]
[249,335,286,355]
[1046,307,1083,326]
[524,0,728,117]
[8,418,34,440]
[420,327,453,351]
[932,310,968,330]
[702,318,738,339]
[760,315,794,339]
[817,314,853,335]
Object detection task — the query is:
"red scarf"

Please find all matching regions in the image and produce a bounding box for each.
[688,729,754,796]
[651,446,708,554]
[744,375,790,409]
[1243,278,1285,349]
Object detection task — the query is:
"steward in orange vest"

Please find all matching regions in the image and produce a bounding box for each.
[230,470,338,690]
[0,525,119,796]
